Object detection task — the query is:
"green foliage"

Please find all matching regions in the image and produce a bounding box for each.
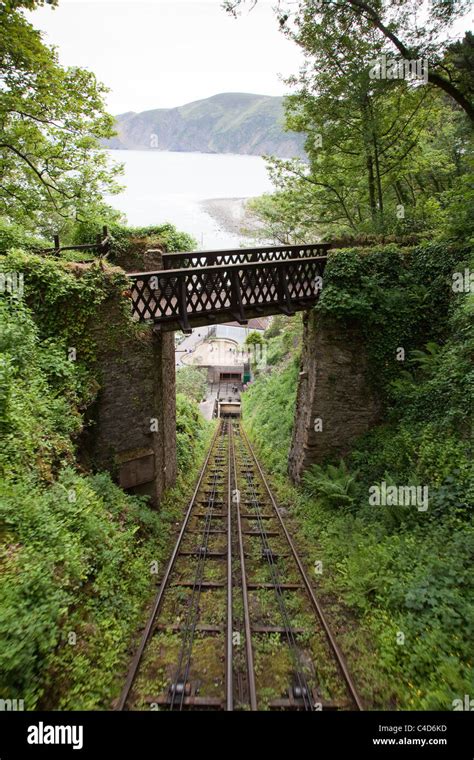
[244,330,264,346]
[176,366,208,403]
[0,249,130,366]
[266,314,302,367]
[0,218,46,254]
[242,0,472,241]
[0,298,79,481]
[72,222,196,258]
[444,31,474,108]
[0,277,167,707]
[317,242,472,403]
[409,341,442,373]
[0,4,121,232]
[175,393,208,471]
[243,365,297,475]
[264,315,285,339]
[242,240,474,708]
[438,152,474,242]
[0,471,147,706]
[302,460,359,511]
[0,457,211,709]
[247,192,308,245]
[242,320,301,473]
[0,253,210,708]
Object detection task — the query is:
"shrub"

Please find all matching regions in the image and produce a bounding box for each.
[0,218,45,254]
[176,366,208,402]
[176,393,206,470]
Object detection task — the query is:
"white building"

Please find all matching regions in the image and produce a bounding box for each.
[211,317,270,344]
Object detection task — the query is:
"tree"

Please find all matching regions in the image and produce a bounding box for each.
[0,2,122,234]
[444,30,474,107]
[230,0,472,239]
[224,0,474,122]
[176,366,208,402]
[246,192,310,244]
[245,331,264,346]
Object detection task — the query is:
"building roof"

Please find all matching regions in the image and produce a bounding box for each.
[225,317,270,331]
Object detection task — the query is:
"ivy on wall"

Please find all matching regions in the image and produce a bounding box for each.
[316,242,472,414]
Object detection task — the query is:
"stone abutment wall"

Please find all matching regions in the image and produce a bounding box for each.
[85,252,176,507]
[288,310,381,482]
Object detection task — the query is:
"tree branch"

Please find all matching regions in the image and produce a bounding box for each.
[346,0,474,121]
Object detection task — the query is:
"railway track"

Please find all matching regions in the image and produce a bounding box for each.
[117,420,363,711]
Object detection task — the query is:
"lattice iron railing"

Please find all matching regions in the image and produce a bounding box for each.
[161,243,331,270]
[130,253,327,332]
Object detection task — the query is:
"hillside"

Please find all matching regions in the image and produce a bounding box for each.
[104,92,306,158]
[242,243,474,709]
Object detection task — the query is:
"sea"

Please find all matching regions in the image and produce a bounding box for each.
[105,149,274,250]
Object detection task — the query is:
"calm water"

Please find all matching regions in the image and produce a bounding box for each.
[106,150,273,250]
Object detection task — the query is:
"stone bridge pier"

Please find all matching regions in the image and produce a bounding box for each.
[288,310,381,482]
[85,252,177,508]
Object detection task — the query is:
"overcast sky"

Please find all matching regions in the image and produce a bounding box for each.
[27,0,305,114]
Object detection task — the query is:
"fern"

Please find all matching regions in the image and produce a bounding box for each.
[302,459,359,510]
[410,342,442,374]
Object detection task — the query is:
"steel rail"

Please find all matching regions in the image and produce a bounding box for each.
[169,424,227,709]
[226,421,234,711]
[230,423,258,710]
[240,425,364,711]
[233,426,314,710]
[116,421,223,711]
[117,420,362,712]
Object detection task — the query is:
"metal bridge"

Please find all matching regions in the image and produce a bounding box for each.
[129,243,329,332]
